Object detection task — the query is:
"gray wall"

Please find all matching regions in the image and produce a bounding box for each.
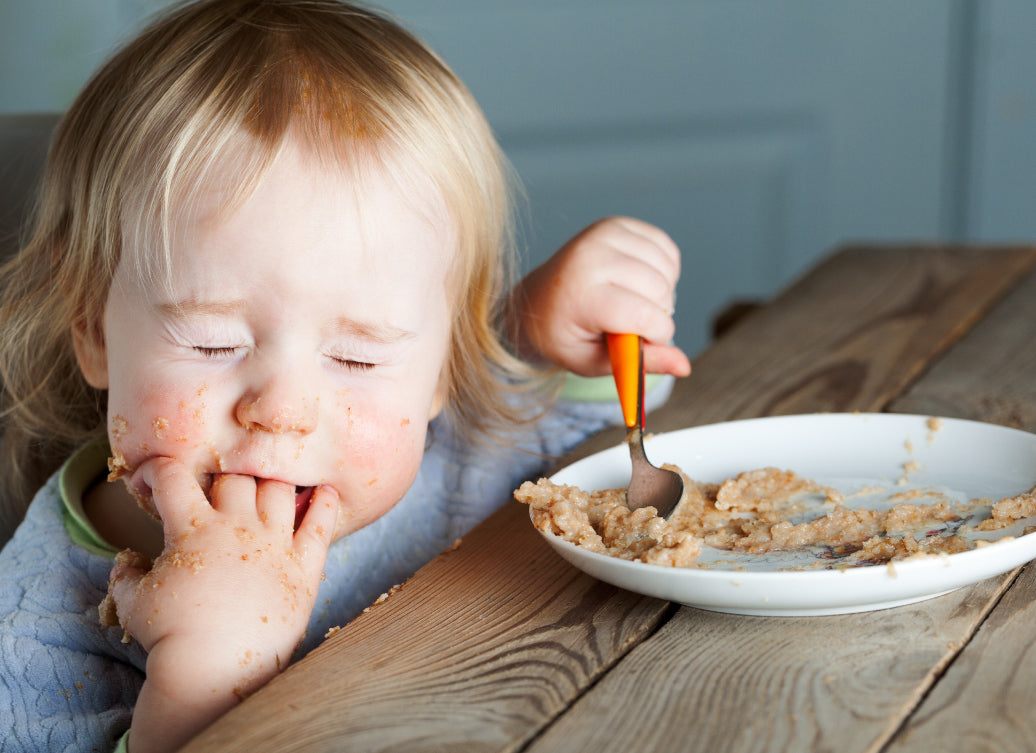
[2,0,1034,357]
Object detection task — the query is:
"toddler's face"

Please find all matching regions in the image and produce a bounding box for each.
[78,136,454,539]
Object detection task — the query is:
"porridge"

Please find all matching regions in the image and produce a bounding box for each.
[514,466,1036,570]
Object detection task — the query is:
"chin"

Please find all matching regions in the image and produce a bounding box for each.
[331,494,398,540]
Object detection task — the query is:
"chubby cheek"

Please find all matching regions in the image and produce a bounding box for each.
[328,397,428,539]
[108,382,219,481]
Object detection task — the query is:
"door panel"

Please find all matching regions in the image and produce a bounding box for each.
[386,0,960,354]
[968,0,1036,241]
[508,123,825,351]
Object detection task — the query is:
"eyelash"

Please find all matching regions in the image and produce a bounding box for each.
[330,357,376,372]
[194,346,377,372]
[194,346,239,359]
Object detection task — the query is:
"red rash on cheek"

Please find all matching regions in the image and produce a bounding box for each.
[337,410,424,481]
[109,387,216,475]
[148,401,209,447]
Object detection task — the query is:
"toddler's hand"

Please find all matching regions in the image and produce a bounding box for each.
[106,458,338,753]
[509,217,691,378]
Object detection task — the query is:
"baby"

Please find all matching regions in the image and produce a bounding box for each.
[0,1,689,751]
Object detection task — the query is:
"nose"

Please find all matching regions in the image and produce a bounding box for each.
[235,378,319,435]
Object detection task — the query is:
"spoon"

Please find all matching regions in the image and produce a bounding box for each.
[606,333,685,517]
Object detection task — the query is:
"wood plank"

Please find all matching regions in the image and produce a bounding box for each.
[568,245,1036,464]
[884,564,1036,752]
[674,245,1036,423]
[891,263,1036,432]
[182,501,671,752]
[879,264,1036,750]
[523,576,1015,753]
[181,246,1036,752]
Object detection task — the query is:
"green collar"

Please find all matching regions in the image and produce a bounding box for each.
[60,439,120,558]
[560,372,662,402]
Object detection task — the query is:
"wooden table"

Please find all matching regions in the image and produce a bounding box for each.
[183,245,1036,753]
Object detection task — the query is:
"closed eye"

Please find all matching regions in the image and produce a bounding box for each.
[194,346,240,359]
[332,358,376,372]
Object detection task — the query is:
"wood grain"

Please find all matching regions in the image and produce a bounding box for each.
[891,263,1036,432]
[884,564,1036,753]
[180,246,1036,753]
[678,245,1035,423]
[524,577,1015,753]
[880,262,1036,751]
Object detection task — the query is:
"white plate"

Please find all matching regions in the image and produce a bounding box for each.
[538,413,1036,616]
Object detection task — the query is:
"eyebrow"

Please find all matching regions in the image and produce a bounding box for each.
[159,298,244,318]
[158,299,416,344]
[331,317,416,345]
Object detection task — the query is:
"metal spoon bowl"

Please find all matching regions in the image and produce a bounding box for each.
[606,333,685,517]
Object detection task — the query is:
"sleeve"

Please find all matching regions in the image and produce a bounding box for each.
[0,476,146,753]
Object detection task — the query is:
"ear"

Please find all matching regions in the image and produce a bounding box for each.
[72,316,109,389]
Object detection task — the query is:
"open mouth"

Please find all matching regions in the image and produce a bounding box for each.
[294,486,315,530]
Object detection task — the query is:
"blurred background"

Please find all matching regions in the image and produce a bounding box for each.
[1,0,1033,357]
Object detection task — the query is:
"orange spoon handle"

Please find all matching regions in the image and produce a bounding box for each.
[606,332,642,429]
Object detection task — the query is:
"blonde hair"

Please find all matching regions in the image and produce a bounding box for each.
[0,0,535,530]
